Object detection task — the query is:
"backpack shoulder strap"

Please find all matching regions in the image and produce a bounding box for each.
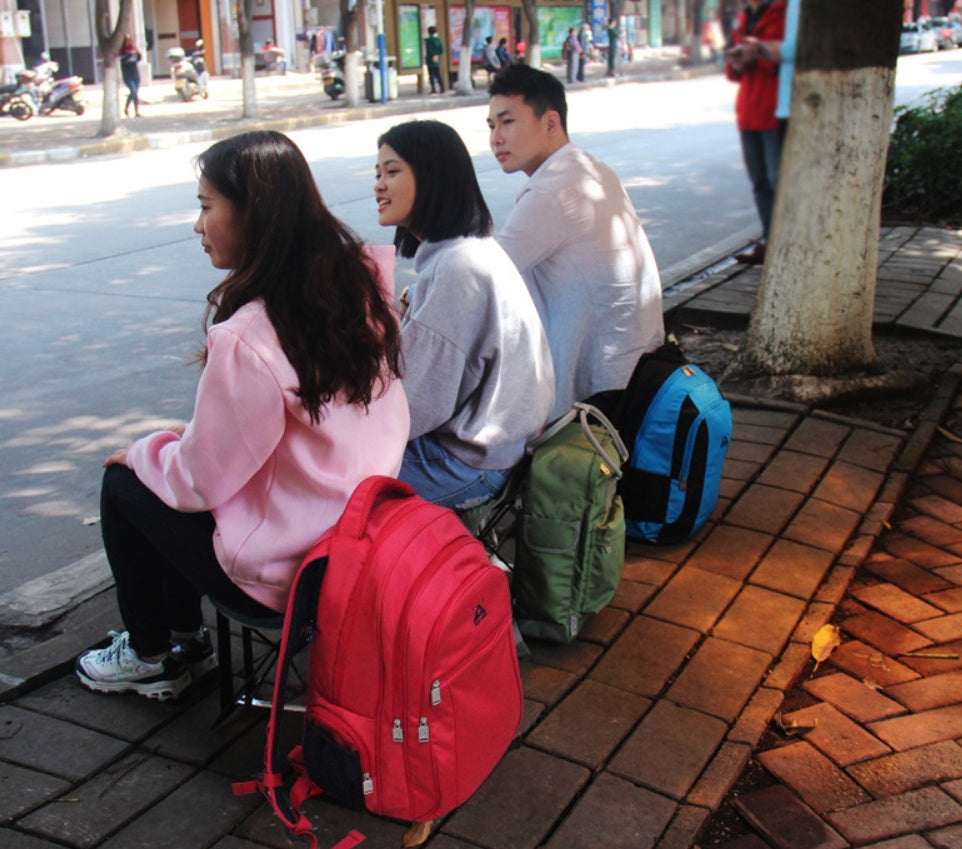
[232,540,331,847]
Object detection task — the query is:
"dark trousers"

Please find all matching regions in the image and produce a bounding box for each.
[739,128,784,240]
[100,465,275,657]
[427,65,444,92]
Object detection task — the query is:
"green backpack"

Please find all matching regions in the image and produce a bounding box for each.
[512,403,629,643]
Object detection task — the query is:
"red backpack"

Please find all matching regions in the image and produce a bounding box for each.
[235,476,522,848]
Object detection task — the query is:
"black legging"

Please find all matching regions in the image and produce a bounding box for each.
[100,465,276,657]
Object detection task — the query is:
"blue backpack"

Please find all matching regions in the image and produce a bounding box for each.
[605,342,732,544]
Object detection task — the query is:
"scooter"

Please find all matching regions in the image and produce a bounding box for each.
[318,50,346,100]
[22,58,86,116]
[0,73,38,121]
[167,42,209,101]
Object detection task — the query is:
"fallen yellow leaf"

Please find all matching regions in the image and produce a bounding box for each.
[811,624,841,670]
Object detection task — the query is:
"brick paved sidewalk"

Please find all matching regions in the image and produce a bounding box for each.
[705,373,962,849]
[0,388,932,849]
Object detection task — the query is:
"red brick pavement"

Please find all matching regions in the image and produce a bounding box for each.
[707,386,962,849]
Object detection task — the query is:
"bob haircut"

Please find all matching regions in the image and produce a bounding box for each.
[377,120,493,259]
[196,130,401,420]
[489,63,568,134]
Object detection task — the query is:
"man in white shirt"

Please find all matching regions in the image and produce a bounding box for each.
[487,64,664,418]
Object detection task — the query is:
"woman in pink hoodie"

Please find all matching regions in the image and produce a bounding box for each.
[76,131,410,701]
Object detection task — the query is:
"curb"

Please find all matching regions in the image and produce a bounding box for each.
[0,62,721,169]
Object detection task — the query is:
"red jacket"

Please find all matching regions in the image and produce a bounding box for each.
[725,0,786,132]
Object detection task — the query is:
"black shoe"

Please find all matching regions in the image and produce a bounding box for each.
[171,627,217,680]
[735,241,767,265]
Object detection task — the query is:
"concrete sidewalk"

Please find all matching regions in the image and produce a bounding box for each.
[0,47,715,168]
[1,225,961,849]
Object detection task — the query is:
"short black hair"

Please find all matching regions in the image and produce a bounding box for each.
[377,120,493,259]
[488,63,568,133]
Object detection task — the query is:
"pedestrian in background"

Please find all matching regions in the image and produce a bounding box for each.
[606,18,618,77]
[577,22,592,81]
[75,131,409,702]
[483,35,501,81]
[496,37,511,67]
[374,120,554,509]
[120,35,141,118]
[725,0,786,265]
[563,27,581,84]
[425,25,445,93]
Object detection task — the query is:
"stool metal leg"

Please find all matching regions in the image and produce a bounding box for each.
[216,610,234,719]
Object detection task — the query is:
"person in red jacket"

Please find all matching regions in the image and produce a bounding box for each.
[725,0,786,265]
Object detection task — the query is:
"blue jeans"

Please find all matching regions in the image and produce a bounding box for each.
[740,129,783,239]
[399,434,512,512]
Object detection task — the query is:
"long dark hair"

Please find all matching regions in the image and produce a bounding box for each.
[197,131,401,422]
[377,120,492,258]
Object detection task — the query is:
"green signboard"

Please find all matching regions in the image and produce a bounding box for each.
[538,6,584,60]
[399,5,422,69]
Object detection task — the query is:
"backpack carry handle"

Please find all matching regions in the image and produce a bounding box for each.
[575,402,629,469]
[336,475,415,540]
[528,402,628,477]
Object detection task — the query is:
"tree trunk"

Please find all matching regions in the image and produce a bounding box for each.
[340,3,362,107]
[456,0,475,94]
[94,0,132,137]
[236,0,258,119]
[733,0,903,378]
[688,0,705,64]
[521,0,540,68]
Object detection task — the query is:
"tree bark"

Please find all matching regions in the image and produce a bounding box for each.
[236,0,258,119]
[95,0,132,137]
[732,0,903,379]
[521,0,541,68]
[457,0,475,94]
[340,2,362,107]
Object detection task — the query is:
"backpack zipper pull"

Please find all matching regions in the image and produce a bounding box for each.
[392,718,403,742]
[431,679,441,706]
[418,717,430,743]
[363,772,374,795]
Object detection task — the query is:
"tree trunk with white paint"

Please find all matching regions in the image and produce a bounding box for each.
[237,0,259,119]
[456,0,475,94]
[521,0,540,68]
[95,0,132,137]
[733,0,903,378]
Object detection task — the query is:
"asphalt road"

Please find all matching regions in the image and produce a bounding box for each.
[0,50,958,612]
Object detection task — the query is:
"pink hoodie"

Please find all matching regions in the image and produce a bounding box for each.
[126,299,410,612]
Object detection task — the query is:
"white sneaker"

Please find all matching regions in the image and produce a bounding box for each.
[75,630,190,701]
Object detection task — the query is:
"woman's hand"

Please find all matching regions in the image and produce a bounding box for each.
[104,447,130,468]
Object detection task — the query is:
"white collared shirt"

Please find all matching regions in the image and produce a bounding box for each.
[498,143,665,418]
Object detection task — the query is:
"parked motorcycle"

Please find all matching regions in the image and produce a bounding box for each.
[22,58,86,116]
[0,73,38,121]
[318,50,346,100]
[167,41,209,101]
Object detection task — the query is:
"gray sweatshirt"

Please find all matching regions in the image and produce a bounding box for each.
[401,236,555,469]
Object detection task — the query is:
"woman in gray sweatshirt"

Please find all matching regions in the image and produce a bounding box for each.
[375,119,555,510]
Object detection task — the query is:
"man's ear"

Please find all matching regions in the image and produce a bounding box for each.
[544,109,563,136]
